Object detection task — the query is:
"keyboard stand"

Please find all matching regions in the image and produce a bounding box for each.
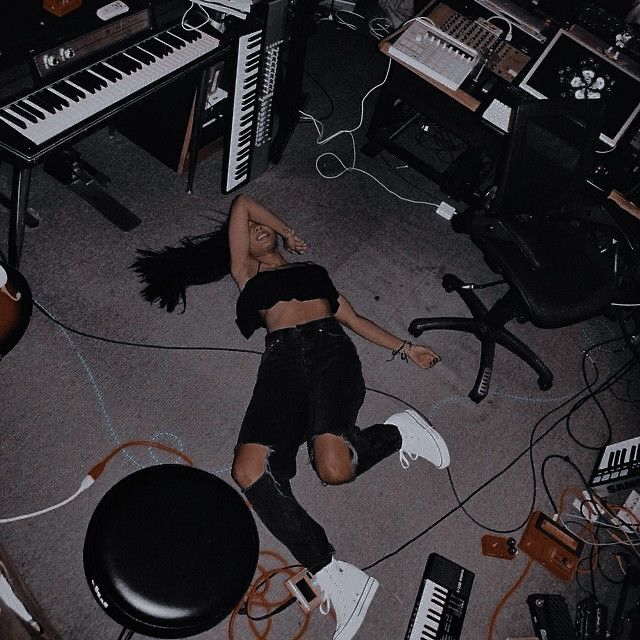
[43,148,142,232]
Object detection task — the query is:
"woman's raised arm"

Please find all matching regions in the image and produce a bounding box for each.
[228,195,307,286]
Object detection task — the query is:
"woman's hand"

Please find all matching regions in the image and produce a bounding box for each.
[406,344,441,369]
[283,229,308,254]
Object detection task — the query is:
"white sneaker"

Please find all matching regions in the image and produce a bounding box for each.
[312,558,379,640]
[385,409,450,470]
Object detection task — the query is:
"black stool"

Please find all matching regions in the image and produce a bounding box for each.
[83,464,259,639]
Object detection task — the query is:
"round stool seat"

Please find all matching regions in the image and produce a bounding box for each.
[83,464,259,638]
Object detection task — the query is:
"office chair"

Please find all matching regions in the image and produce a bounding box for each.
[409,98,619,402]
[83,465,259,639]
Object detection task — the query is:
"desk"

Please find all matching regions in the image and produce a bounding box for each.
[362,56,506,201]
[361,1,534,201]
[363,1,640,202]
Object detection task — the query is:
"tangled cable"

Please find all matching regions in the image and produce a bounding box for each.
[228,550,313,640]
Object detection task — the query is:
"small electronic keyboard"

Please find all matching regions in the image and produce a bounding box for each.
[404,553,474,640]
[588,435,640,495]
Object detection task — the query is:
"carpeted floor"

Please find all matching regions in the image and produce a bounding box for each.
[1,14,638,640]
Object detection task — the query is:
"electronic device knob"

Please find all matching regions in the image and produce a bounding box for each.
[62,48,75,60]
[44,54,59,67]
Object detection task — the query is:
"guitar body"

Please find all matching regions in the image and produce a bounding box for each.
[0,263,33,358]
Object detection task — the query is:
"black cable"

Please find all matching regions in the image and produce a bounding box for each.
[597,548,628,585]
[415,344,636,550]
[563,344,612,450]
[34,300,264,356]
[575,556,595,596]
[303,69,335,121]
[539,455,590,515]
[32,301,639,582]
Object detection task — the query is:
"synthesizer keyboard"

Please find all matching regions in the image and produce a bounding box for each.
[0,27,219,148]
[224,29,262,192]
[404,553,474,640]
[588,435,640,495]
[0,2,227,166]
[223,0,286,193]
[388,20,478,90]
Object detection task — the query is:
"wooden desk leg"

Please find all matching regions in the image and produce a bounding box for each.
[8,166,31,268]
[186,67,209,194]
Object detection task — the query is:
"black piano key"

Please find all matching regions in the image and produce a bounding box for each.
[171,25,199,43]
[10,104,38,124]
[107,54,135,74]
[92,62,122,82]
[608,451,615,468]
[147,36,173,56]
[157,32,185,49]
[621,448,628,464]
[127,46,155,65]
[40,88,68,110]
[145,37,172,57]
[614,450,621,467]
[115,53,141,73]
[28,92,57,114]
[17,100,45,120]
[0,109,28,129]
[52,80,83,102]
[86,70,108,89]
[69,72,98,94]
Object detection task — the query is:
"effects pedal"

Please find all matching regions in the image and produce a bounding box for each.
[481,535,518,560]
[518,511,584,582]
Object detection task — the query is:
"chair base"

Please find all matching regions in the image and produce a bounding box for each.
[410,274,553,403]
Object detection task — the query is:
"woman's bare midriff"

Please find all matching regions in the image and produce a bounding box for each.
[260,298,334,332]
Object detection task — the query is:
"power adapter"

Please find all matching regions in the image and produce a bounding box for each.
[436,201,457,220]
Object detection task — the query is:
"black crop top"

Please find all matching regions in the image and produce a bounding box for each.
[235,263,340,338]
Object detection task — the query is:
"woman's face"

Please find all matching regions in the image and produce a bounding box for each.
[248,221,277,258]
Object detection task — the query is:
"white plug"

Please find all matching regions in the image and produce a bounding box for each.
[573,490,603,523]
[436,201,457,220]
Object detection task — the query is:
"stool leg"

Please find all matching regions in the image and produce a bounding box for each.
[117,628,135,640]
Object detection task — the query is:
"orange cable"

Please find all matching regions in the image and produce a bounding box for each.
[486,557,535,640]
[228,550,312,640]
[87,440,193,479]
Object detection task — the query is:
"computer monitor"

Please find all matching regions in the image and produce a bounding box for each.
[519,29,640,147]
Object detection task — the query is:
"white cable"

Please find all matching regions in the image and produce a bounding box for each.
[0,476,94,524]
[369,17,392,40]
[486,14,513,41]
[563,512,640,534]
[182,1,212,30]
[334,9,364,31]
[612,302,640,307]
[300,59,440,207]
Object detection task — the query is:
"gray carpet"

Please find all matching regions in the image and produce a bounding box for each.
[1,18,638,640]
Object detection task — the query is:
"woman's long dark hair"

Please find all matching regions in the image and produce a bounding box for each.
[130,218,231,312]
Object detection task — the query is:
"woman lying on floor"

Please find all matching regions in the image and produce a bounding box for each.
[132,194,450,640]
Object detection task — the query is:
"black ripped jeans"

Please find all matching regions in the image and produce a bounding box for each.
[236,317,402,572]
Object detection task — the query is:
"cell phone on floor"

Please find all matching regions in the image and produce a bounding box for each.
[284,569,324,613]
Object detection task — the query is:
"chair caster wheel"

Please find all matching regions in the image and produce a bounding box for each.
[442,274,461,293]
[537,377,553,391]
